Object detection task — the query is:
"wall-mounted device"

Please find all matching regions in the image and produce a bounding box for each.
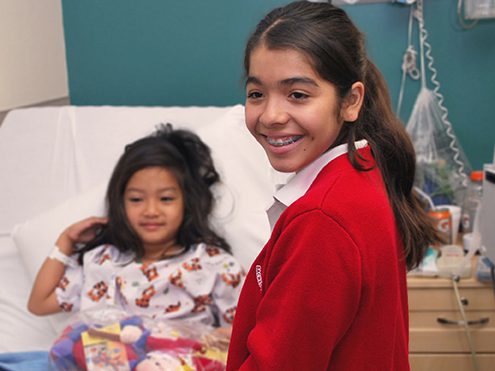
[480,165,495,266]
[464,0,495,19]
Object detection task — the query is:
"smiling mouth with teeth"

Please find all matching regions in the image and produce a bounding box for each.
[266,135,303,147]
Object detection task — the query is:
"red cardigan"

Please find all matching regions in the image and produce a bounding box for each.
[227,148,409,370]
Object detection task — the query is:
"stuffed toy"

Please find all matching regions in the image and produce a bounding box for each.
[50,316,226,370]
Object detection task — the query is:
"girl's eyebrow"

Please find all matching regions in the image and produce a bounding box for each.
[279,77,319,87]
[124,188,143,193]
[125,187,178,193]
[245,76,319,87]
[245,76,261,87]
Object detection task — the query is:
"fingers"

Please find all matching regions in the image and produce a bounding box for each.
[63,216,108,243]
[81,216,109,229]
[74,216,108,233]
[55,216,108,255]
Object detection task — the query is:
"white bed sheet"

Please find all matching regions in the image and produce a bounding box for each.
[0,236,56,351]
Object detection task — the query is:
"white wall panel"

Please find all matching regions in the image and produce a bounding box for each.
[0,0,68,111]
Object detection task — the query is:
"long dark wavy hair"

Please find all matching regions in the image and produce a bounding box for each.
[77,124,230,263]
[244,1,440,270]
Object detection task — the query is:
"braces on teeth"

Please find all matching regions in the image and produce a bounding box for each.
[267,136,302,146]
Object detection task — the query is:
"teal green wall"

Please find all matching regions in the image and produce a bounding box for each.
[61,0,495,169]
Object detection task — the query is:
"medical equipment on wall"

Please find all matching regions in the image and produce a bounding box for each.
[457,0,495,29]
[399,0,471,207]
[464,0,495,18]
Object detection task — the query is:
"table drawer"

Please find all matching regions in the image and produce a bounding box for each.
[408,287,495,311]
[410,310,495,329]
[410,327,495,352]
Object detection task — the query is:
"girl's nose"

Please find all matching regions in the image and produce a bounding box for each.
[258,99,289,127]
[144,201,159,216]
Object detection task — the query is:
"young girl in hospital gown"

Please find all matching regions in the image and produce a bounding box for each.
[28,124,244,330]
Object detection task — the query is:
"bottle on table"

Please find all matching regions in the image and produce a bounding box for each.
[461,170,484,234]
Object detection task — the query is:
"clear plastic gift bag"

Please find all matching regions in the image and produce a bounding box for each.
[49,306,228,371]
[406,88,471,206]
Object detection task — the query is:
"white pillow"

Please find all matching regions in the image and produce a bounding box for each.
[12,104,287,332]
[13,183,107,283]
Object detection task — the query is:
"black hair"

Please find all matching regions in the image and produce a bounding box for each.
[77,124,230,263]
[244,1,441,270]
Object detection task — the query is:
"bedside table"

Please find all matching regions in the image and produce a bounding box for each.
[408,266,495,371]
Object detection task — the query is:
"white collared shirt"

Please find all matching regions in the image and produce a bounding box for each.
[266,140,368,230]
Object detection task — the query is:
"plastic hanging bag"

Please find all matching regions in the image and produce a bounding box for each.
[399,1,472,207]
[406,87,471,206]
[49,306,228,371]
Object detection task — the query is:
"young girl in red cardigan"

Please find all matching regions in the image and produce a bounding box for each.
[227,2,440,370]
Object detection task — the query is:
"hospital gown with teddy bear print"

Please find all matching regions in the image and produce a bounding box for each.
[55,243,244,326]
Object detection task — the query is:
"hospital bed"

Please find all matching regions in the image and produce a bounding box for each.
[0,105,285,357]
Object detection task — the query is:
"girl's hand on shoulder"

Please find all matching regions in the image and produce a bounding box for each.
[56,216,108,255]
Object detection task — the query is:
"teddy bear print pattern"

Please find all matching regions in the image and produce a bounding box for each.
[55,243,245,326]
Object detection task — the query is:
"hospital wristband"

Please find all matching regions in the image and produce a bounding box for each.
[49,246,76,268]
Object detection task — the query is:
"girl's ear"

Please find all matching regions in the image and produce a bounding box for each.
[340,82,364,122]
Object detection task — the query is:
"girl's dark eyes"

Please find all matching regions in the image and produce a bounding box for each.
[290,91,309,100]
[247,91,263,99]
[126,196,175,203]
[247,91,309,100]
